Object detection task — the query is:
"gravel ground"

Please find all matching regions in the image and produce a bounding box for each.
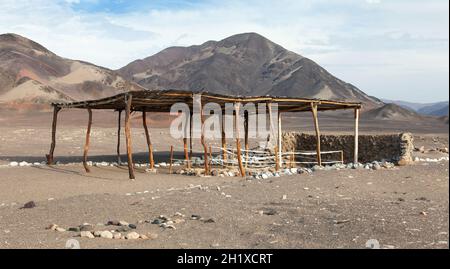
[0,159,447,249]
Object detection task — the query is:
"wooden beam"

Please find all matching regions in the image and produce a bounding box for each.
[124,94,135,180]
[354,108,360,164]
[83,108,92,173]
[117,110,122,165]
[311,103,322,166]
[235,103,245,177]
[46,106,61,165]
[142,110,154,169]
[277,110,283,169]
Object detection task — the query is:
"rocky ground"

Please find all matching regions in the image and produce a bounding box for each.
[0,158,448,249]
[0,112,448,249]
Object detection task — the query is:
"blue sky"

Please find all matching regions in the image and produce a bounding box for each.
[0,0,448,103]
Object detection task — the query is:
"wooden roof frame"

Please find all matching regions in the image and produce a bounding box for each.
[52,89,362,113]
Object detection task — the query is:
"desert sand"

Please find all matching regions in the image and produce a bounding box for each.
[0,110,448,249]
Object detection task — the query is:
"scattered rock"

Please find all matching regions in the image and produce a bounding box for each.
[113,232,122,239]
[55,227,66,232]
[80,224,95,232]
[100,231,113,239]
[191,214,201,220]
[118,220,129,226]
[20,201,36,209]
[140,234,149,240]
[68,227,81,232]
[146,233,157,240]
[46,224,58,231]
[202,218,215,223]
[262,209,277,216]
[115,226,131,233]
[125,232,140,240]
[128,224,137,229]
[80,231,95,238]
[107,220,120,226]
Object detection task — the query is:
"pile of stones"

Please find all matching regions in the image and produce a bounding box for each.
[46,220,157,240]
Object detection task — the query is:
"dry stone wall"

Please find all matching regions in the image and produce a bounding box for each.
[282,132,414,164]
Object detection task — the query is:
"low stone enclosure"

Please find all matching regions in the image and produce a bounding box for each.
[282,132,414,165]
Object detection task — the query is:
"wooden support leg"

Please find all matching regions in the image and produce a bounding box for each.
[142,110,154,169]
[183,137,189,168]
[235,103,245,177]
[311,103,322,166]
[117,110,122,165]
[354,108,360,164]
[169,145,174,174]
[277,110,282,169]
[189,110,193,165]
[124,95,135,180]
[199,97,209,175]
[221,114,227,164]
[46,106,61,165]
[209,145,212,174]
[83,109,92,173]
[244,110,249,168]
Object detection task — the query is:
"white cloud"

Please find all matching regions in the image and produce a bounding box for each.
[0,0,448,102]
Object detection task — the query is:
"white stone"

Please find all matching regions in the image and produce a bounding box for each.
[9,161,18,167]
[19,161,29,167]
[125,232,140,240]
[80,231,95,238]
[100,231,113,239]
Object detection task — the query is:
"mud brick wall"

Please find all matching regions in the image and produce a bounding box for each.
[282,132,414,164]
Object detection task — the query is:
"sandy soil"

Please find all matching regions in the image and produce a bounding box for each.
[0,111,448,249]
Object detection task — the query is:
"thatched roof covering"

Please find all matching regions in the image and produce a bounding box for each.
[52,89,361,112]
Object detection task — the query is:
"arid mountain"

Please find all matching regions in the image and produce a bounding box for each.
[0,33,142,107]
[382,99,449,116]
[118,33,382,109]
[362,103,423,121]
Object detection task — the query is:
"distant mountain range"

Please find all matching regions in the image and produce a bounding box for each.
[382,99,449,116]
[0,33,142,108]
[118,33,382,109]
[0,32,446,123]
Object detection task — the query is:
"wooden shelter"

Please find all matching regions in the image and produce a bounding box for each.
[46,89,361,179]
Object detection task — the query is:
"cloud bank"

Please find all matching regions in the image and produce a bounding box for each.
[0,0,448,102]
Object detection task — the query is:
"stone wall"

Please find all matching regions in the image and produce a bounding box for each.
[282,132,414,164]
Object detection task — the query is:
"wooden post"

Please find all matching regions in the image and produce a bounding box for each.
[142,110,154,169]
[277,110,282,169]
[46,106,61,165]
[117,110,122,165]
[183,137,190,168]
[340,151,344,164]
[311,103,322,166]
[267,103,274,149]
[221,113,227,164]
[244,110,249,168]
[169,145,174,174]
[354,108,360,164]
[235,103,245,177]
[199,97,209,175]
[83,108,92,173]
[189,110,193,164]
[209,145,212,175]
[124,94,135,180]
[275,145,279,171]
